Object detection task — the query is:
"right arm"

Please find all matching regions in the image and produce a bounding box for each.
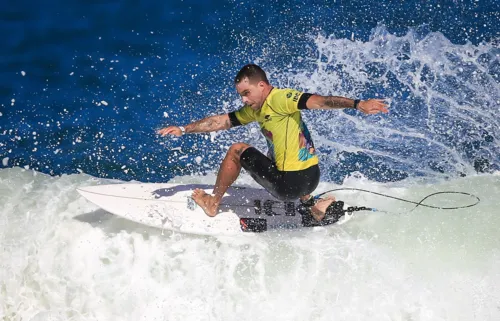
[305,95,389,114]
[157,114,232,137]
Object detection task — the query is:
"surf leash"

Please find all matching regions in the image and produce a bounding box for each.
[313,188,481,215]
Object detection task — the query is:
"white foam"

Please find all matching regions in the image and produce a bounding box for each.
[1,168,499,320]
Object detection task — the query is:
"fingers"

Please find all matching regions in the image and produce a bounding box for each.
[157,129,169,136]
[371,103,389,113]
[156,126,179,137]
[374,99,389,113]
[361,99,389,114]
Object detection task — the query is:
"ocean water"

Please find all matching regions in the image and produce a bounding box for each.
[1,169,500,320]
[1,0,500,320]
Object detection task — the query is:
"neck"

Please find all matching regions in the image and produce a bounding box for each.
[263,85,273,99]
[258,85,273,109]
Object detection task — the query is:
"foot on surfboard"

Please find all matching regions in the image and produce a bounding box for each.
[298,196,348,227]
[191,189,219,217]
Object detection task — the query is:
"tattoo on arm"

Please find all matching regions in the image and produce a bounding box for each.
[321,96,354,109]
[185,115,230,133]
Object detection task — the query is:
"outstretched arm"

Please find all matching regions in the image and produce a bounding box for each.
[306,95,389,114]
[157,114,231,137]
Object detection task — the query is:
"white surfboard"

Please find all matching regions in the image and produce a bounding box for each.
[77,183,354,236]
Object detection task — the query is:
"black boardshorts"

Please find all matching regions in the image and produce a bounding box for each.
[240,147,320,201]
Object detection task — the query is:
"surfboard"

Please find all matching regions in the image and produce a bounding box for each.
[76,183,354,236]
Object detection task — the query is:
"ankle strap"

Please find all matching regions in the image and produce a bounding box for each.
[300,196,315,207]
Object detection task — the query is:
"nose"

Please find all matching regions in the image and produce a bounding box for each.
[242,97,249,104]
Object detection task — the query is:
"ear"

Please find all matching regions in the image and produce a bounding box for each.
[257,81,266,88]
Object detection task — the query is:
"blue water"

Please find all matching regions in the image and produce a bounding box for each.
[1,0,499,183]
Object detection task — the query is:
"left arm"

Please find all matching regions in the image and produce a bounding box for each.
[305,95,389,114]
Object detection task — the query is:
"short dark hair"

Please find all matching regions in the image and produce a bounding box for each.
[234,64,269,85]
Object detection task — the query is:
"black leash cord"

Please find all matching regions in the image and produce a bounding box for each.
[315,188,481,213]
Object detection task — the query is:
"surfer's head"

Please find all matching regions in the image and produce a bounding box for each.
[235,64,272,110]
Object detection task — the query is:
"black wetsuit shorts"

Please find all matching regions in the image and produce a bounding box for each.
[240,147,320,201]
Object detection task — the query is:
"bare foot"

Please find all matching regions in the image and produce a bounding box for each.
[192,189,219,217]
[310,196,336,221]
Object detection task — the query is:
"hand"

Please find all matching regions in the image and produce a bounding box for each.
[357,99,389,114]
[157,126,183,137]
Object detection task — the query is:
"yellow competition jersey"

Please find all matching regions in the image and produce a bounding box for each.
[231,88,318,171]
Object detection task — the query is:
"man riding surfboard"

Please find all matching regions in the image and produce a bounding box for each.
[158,64,388,222]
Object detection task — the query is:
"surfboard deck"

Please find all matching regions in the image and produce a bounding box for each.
[76,183,354,236]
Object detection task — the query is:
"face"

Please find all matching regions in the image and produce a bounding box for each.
[235,77,266,110]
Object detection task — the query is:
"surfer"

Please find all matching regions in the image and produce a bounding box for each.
[157,64,388,221]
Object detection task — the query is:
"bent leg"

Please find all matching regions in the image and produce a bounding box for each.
[192,142,250,216]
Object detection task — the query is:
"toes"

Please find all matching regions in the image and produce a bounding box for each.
[192,188,205,197]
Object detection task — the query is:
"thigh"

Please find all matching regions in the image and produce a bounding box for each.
[240,148,320,201]
[240,147,284,197]
[279,165,320,199]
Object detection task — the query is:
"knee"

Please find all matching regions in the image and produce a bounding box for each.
[228,142,250,158]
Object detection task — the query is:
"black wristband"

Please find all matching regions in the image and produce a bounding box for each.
[353,99,360,109]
